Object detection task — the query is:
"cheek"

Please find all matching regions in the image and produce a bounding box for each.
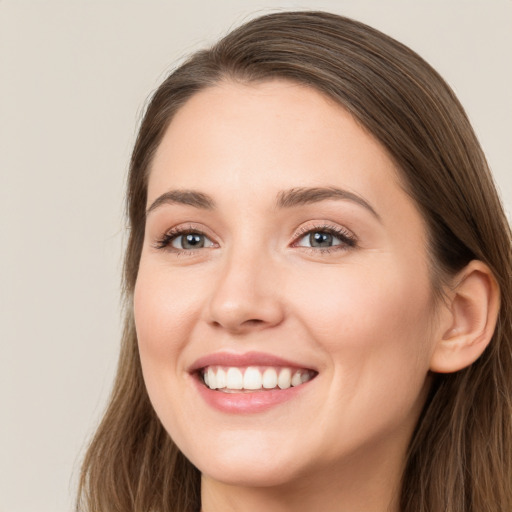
[134,262,200,357]
[132,260,204,422]
[286,260,436,456]
[297,258,433,343]
[290,258,436,397]
[133,261,206,440]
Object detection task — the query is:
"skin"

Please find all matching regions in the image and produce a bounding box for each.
[134,80,448,512]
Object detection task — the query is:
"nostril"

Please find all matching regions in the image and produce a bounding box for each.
[244,319,265,326]
[210,317,267,333]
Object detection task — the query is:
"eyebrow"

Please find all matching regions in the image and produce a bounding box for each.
[146,186,380,220]
[146,190,215,216]
[276,187,380,219]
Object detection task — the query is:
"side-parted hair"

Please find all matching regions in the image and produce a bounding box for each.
[77,11,512,512]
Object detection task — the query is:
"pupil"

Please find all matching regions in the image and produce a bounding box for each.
[310,232,332,247]
[183,233,204,249]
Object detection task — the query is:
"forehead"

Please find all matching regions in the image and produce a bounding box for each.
[148,80,414,222]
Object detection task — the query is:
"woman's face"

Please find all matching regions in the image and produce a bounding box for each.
[134,81,441,488]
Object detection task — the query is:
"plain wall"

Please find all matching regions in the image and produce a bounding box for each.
[1,1,510,511]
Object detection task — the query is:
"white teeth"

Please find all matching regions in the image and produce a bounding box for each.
[262,368,278,389]
[291,370,302,387]
[207,367,217,389]
[216,368,226,389]
[243,367,262,390]
[301,371,312,384]
[226,367,243,390]
[278,368,292,389]
[202,366,315,392]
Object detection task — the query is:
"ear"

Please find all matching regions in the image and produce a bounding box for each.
[430,260,500,373]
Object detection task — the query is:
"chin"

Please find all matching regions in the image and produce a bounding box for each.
[198,458,301,488]
[180,431,307,488]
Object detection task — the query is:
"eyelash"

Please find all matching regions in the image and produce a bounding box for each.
[152,223,357,254]
[291,224,357,253]
[152,224,212,252]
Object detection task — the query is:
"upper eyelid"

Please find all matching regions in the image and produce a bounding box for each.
[163,223,217,239]
[291,222,356,240]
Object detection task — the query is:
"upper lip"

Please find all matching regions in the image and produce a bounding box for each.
[189,351,317,373]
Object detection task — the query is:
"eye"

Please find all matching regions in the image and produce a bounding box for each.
[294,226,356,251]
[153,226,217,252]
[298,231,338,248]
[171,232,214,250]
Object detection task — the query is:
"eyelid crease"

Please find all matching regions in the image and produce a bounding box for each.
[291,222,357,245]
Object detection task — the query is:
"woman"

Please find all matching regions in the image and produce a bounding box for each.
[77,11,512,512]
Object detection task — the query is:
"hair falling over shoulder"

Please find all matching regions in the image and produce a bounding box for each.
[77,11,512,512]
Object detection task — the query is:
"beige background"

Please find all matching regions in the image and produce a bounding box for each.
[1,1,510,511]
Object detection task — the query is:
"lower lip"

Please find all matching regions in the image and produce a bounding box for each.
[192,374,314,414]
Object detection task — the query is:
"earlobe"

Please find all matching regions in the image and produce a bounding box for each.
[429,260,500,373]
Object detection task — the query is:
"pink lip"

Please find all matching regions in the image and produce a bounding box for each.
[192,376,314,414]
[189,350,315,372]
[188,351,317,414]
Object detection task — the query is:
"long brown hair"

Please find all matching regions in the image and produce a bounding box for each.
[77,11,512,512]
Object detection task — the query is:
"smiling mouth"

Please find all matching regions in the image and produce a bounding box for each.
[200,366,317,392]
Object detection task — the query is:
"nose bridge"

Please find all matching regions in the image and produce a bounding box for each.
[206,236,283,332]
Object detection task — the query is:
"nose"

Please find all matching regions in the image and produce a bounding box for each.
[205,248,285,334]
